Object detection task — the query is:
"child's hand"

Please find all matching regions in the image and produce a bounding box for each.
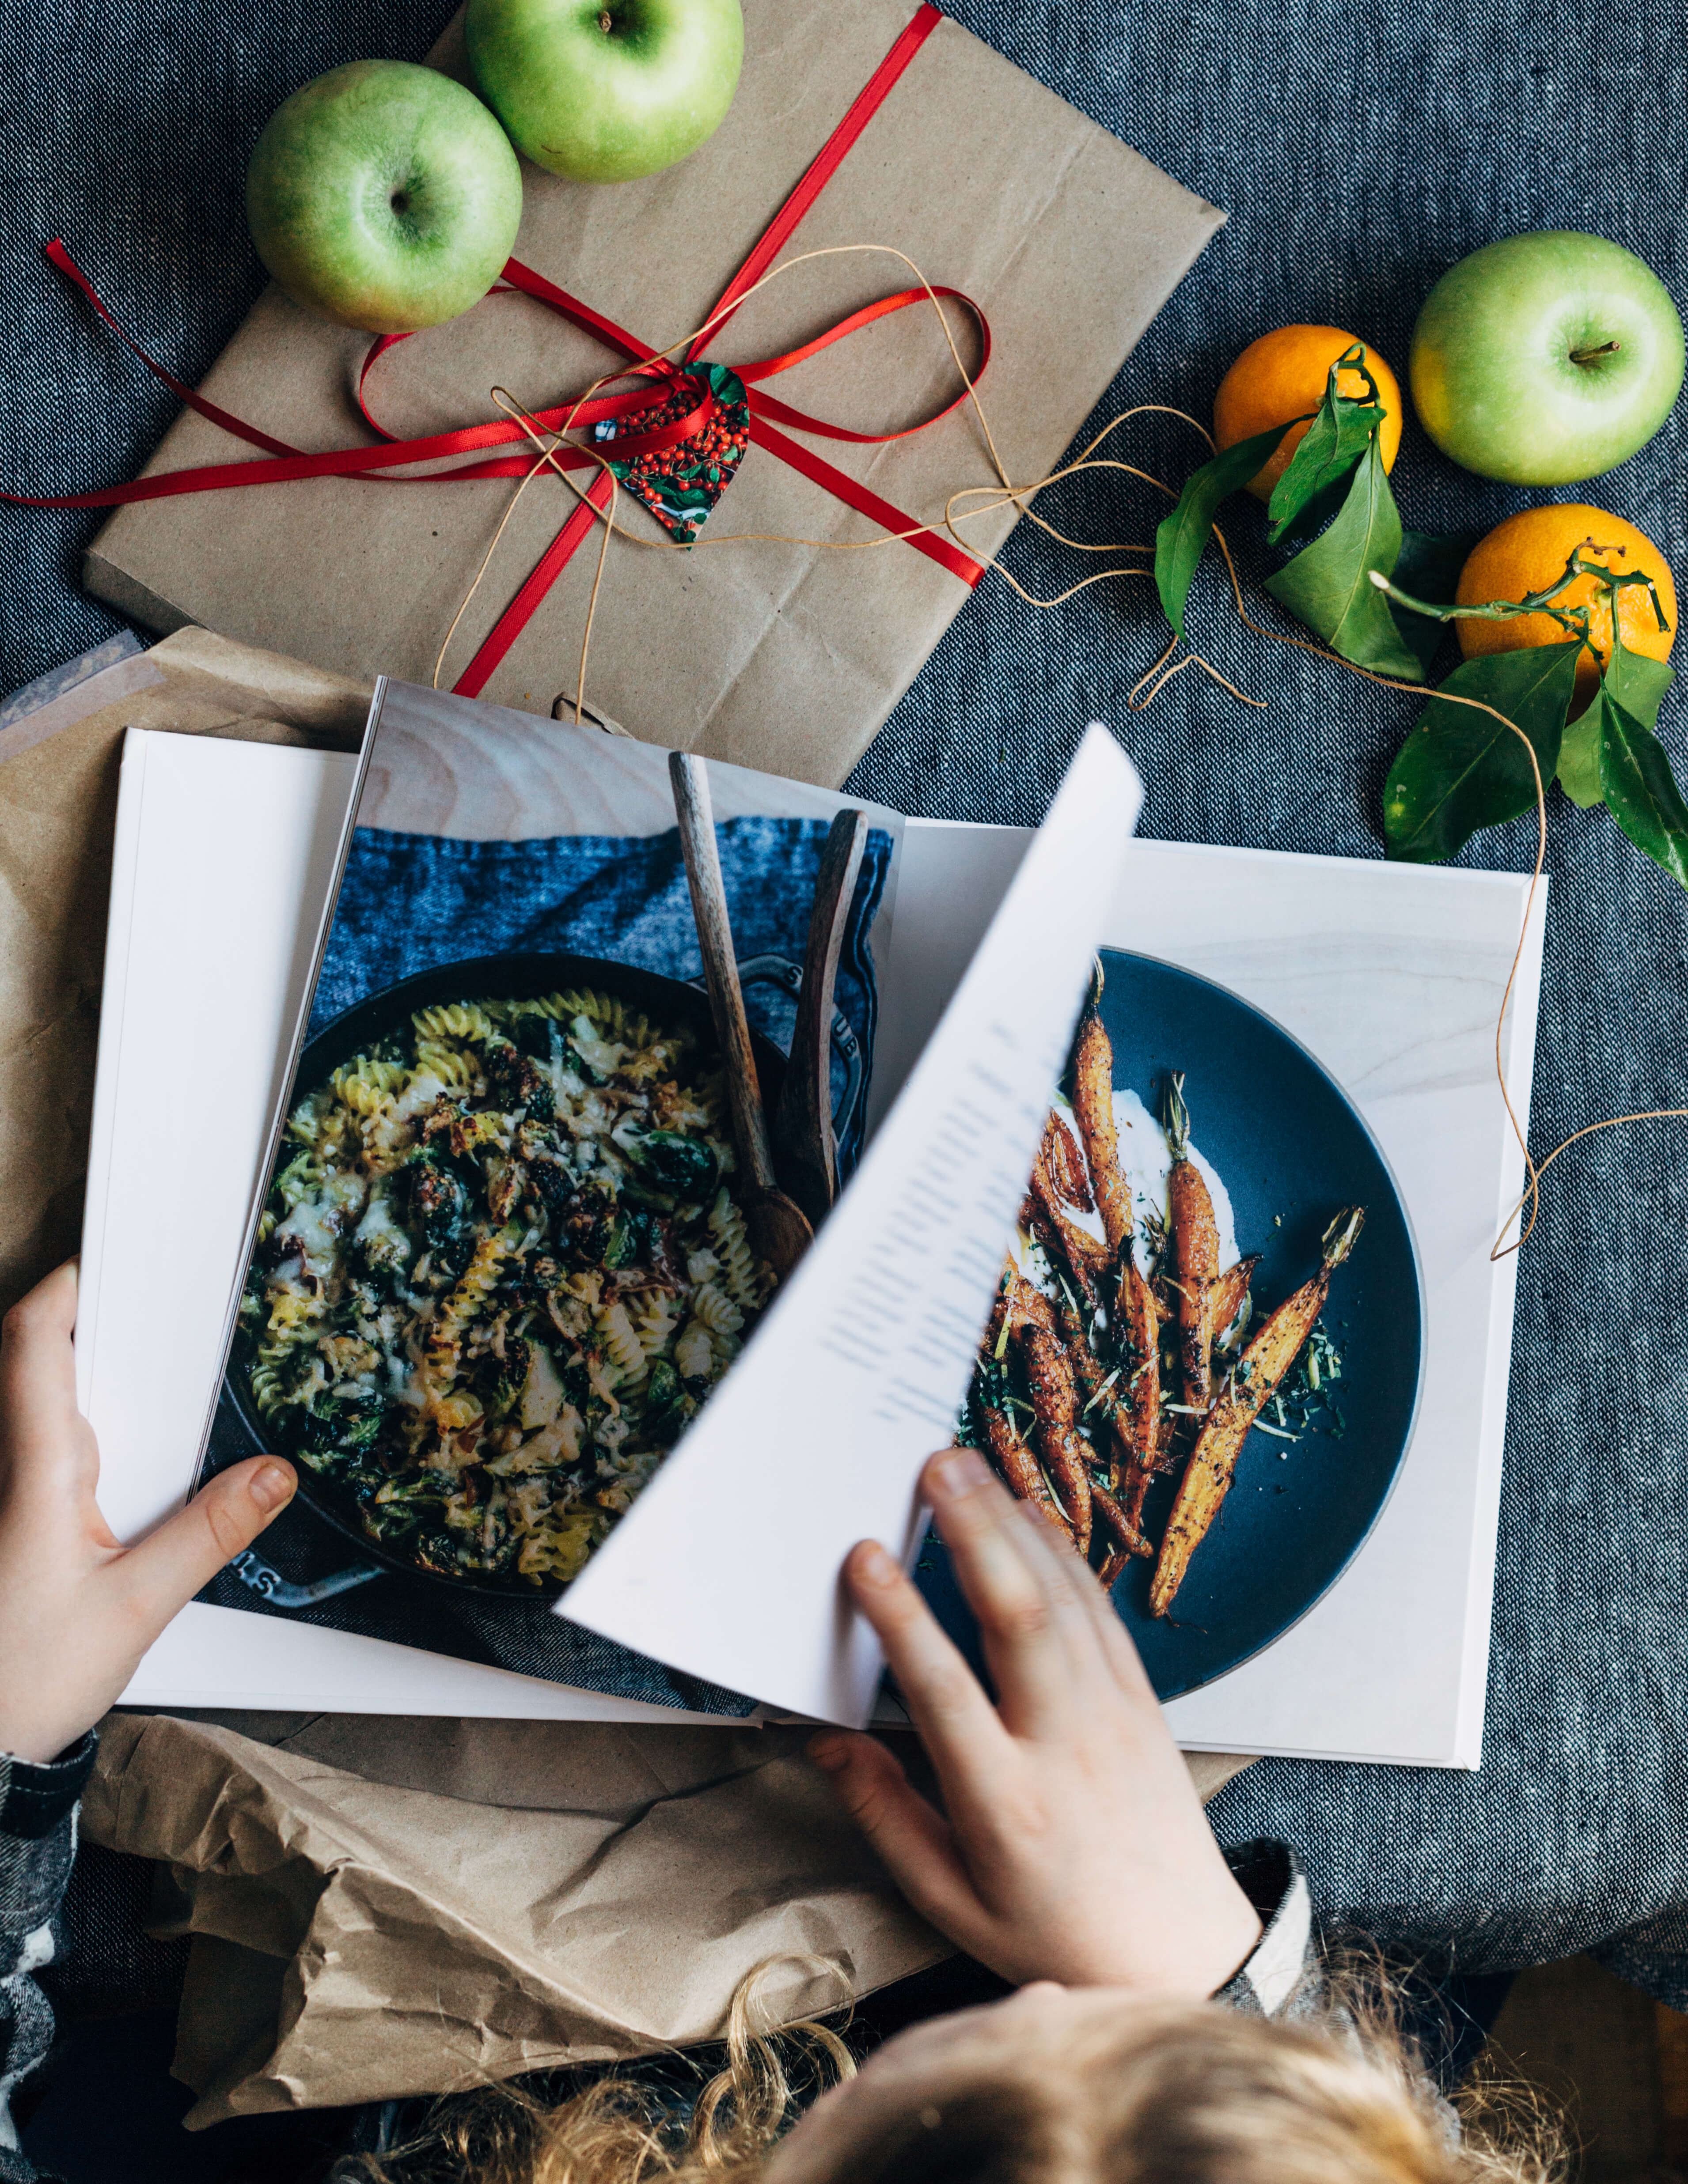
[0,1263,297,1764]
[811,1447,1262,1997]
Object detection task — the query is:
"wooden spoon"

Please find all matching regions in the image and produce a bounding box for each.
[770,806,869,1229]
[668,751,813,1280]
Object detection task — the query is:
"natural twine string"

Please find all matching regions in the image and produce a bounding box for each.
[431,243,1684,1262]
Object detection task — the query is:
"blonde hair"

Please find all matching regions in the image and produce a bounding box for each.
[342,1963,1561,2184]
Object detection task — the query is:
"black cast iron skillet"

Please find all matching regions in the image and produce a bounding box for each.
[226,950,785,1599]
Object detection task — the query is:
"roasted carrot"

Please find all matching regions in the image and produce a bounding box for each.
[1149,1208,1365,1617]
[1010,1280,1094,1556]
[1043,1112,1094,1212]
[1114,1256,1163,1528]
[1024,1169,1113,1310]
[980,1404,1073,1542]
[1070,1005,1133,1254]
[1094,1546,1132,1590]
[1207,1254,1260,1350]
[1164,1071,1222,1406]
[1089,1479,1153,1560]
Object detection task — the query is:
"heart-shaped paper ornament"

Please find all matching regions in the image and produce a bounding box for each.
[592,363,751,545]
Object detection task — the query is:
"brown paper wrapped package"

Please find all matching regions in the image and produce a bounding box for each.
[4,631,1251,2122]
[83,0,1222,788]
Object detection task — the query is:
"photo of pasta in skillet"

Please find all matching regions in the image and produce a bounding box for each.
[238,989,773,1586]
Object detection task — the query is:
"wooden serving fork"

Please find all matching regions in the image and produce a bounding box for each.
[668,751,812,1281]
[770,806,869,1229]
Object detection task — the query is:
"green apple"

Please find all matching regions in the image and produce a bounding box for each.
[465,0,743,184]
[247,62,524,335]
[1410,232,1684,485]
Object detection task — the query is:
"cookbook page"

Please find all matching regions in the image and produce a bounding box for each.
[200,680,906,1716]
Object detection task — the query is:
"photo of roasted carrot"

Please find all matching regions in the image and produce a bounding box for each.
[980,1404,1072,1542]
[952,949,1419,1703]
[1070,999,1134,1253]
[1149,1208,1365,1618]
[1009,1278,1094,1556]
[1164,1071,1221,1406]
[1207,1254,1260,1349]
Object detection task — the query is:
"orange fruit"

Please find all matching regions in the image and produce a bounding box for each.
[1454,504,1677,708]
[1213,325,1404,502]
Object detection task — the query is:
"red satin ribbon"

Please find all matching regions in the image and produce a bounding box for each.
[7,1,987,700]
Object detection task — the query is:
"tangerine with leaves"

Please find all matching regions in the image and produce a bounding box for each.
[1454,504,1676,708]
[1213,325,1404,501]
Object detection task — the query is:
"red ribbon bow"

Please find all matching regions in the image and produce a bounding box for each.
[8,2,991,701]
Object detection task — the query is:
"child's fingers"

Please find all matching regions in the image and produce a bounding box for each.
[922,1449,1091,1738]
[114,1458,296,1633]
[842,1537,1013,1793]
[1008,1496,1157,1707]
[809,1731,984,1947]
[0,1263,87,1499]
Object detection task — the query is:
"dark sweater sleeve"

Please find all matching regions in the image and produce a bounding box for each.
[1211,1839,1323,2019]
[0,1734,98,2183]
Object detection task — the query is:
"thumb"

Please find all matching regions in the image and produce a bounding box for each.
[117,1457,297,1630]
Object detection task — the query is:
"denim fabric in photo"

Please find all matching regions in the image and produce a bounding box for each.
[6,0,1688,1999]
[312,814,893,1173]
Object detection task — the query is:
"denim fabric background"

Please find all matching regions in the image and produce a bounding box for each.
[4,0,1687,1996]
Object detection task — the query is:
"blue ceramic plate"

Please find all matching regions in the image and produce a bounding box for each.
[916,950,1425,1703]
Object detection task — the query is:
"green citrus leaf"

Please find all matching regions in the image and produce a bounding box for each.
[1265,398,1383,543]
[1598,689,1688,888]
[1555,705,1604,807]
[1153,423,1292,640]
[1265,440,1422,679]
[1382,642,1578,863]
[1559,633,1675,808]
[1388,530,1476,678]
[1603,640,1673,728]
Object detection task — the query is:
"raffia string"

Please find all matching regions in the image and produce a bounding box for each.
[436,241,1684,1263]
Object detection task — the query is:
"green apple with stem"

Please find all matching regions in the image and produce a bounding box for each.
[247,61,524,335]
[1410,232,1684,484]
[465,0,744,184]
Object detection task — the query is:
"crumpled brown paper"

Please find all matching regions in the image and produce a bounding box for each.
[0,626,370,1315]
[84,1711,950,2127]
[80,1709,1252,2126]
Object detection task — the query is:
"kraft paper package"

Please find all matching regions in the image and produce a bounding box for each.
[84,1711,948,2127]
[83,0,1222,789]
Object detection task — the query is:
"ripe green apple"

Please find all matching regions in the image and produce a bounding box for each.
[465,0,744,184]
[1410,232,1684,485]
[247,61,524,335]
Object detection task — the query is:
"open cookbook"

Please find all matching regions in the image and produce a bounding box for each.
[78,684,1546,1763]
